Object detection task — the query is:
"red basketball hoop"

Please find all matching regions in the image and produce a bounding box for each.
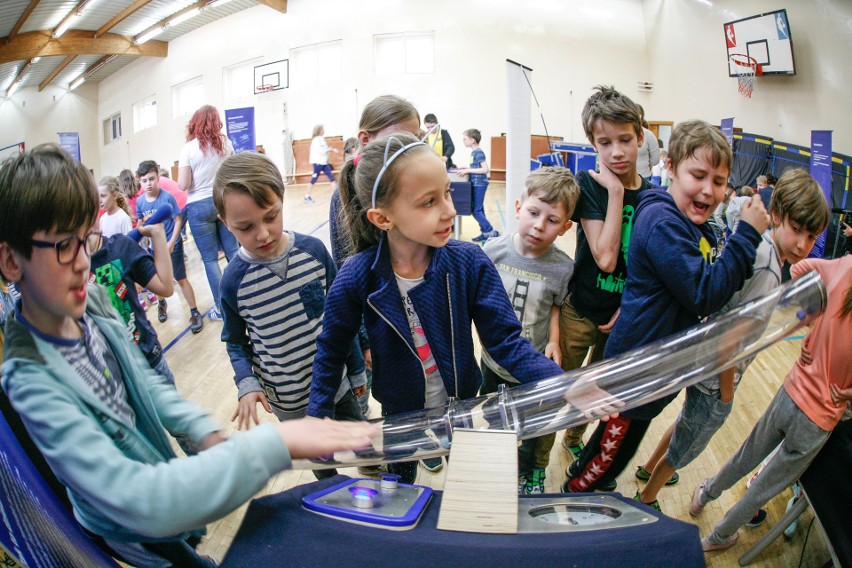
[255,84,274,95]
[729,54,763,99]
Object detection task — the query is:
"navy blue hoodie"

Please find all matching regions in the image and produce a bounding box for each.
[605,188,763,420]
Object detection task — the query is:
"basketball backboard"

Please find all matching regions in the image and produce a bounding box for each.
[254,60,289,94]
[724,9,795,76]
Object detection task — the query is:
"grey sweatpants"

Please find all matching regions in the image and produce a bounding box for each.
[700,387,830,542]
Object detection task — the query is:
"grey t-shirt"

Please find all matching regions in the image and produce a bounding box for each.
[481,234,574,383]
[696,232,782,394]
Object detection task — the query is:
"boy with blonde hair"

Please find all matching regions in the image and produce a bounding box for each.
[564,120,769,495]
[635,168,831,512]
[481,166,579,493]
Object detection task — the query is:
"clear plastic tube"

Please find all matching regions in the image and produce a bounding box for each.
[296,271,826,470]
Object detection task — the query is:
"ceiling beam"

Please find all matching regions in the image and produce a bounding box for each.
[0,30,167,65]
[94,0,156,39]
[39,54,75,91]
[5,0,41,45]
[254,0,287,13]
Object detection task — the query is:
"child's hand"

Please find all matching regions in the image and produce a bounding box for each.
[275,417,379,460]
[353,384,367,398]
[830,384,852,407]
[231,392,273,430]
[587,163,624,195]
[843,222,852,238]
[800,344,813,365]
[564,380,624,422]
[137,223,165,239]
[545,342,561,366]
[363,349,373,371]
[457,168,469,175]
[598,308,620,334]
[739,195,770,234]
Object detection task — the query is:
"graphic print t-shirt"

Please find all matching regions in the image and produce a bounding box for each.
[89,235,161,366]
[395,274,448,410]
[570,171,651,325]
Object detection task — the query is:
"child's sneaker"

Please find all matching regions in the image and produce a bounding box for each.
[745,509,767,528]
[701,532,739,552]
[522,468,546,494]
[635,465,679,486]
[207,306,223,321]
[190,311,204,334]
[157,299,168,322]
[471,233,489,242]
[137,292,147,309]
[304,194,315,204]
[420,457,443,472]
[146,290,158,305]
[690,479,708,517]
[562,439,585,461]
[357,464,388,477]
[783,482,803,539]
[518,474,527,494]
[633,491,662,512]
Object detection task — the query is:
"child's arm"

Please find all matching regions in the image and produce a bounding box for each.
[168,212,183,254]
[136,223,174,297]
[582,165,625,273]
[545,304,561,365]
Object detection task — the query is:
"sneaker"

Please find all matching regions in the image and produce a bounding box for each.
[598,478,617,492]
[137,292,147,309]
[420,457,444,472]
[562,439,585,461]
[471,232,489,242]
[746,509,767,528]
[564,463,616,492]
[487,230,500,239]
[157,299,168,323]
[190,311,204,334]
[518,475,527,494]
[783,496,800,539]
[522,468,547,494]
[633,491,662,512]
[146,291,158,304]
[690,479,708,517]
[304,194,315,204]
[701,532,739,552]
[357,464,388,477]
[635,465,680,486]
[206,306,223,321]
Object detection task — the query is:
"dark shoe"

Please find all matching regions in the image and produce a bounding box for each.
[746,509,767,528]
[420,457,444,472]
[635,465,679,485]
[157,299,168,322]
[562,440,585,461]
[190,311,204,334]
[357,464,388,477]
[598,478,617,492]
[471,232,489,242]
[633,491,662,512]
[487,230,500,239]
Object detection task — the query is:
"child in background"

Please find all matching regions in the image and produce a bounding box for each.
[635,168,830,512]
[118,169,140,228]
[726,185,755,234]
[306,124,339,204]
[137,160,204,332]
[480,166,579,494]
[422,113,455,169]
[458,128,499,242]
[97,176,132,237]
[564,119,769,494]
[650,151,669,187]
[692,254,852,552]
[0,144,377,567]
[558,86,653,478]
[307,132,573,484]
[214,152,366,479]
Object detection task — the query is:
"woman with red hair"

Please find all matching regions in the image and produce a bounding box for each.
[178,105,239,319]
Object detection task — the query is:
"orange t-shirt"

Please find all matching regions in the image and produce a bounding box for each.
[784,256,852,431]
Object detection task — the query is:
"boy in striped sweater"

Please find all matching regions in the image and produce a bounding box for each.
[214,152,366,456]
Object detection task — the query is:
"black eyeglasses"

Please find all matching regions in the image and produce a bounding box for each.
[30,231,103,265]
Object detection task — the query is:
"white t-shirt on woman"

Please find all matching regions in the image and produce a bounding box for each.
[178,137,235,204]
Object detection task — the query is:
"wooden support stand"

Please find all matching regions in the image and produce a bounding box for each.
[437,429,519,534]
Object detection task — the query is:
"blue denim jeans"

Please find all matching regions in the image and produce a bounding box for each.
[471,181,493,234]
[186,197,239,310]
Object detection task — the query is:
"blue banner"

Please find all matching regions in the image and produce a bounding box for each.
[58,132,80,162]
[809,130,832,258]
[720,118,734,147]
[225,107,256,154]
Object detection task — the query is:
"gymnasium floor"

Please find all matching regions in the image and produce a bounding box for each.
[152,181,832,567]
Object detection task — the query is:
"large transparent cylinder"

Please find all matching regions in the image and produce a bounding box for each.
[296,271,825,470]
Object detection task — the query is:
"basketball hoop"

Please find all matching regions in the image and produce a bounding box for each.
[729,54,762,99]
[255,84,274,96]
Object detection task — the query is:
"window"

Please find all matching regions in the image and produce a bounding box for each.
[132,95,157,133]
[290,40,342,87]
[374,32,435,75]
[102,112,121,144]
[223,58,262,101]
[172,76,204,118]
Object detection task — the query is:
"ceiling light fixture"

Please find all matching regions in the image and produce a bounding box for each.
[206,0,238,9]
[134,26,165,45]
[69,75,85,91]
[53,17,74,39]
[167,7,201,28]
[7,81,21,97]
[31,56,42,64]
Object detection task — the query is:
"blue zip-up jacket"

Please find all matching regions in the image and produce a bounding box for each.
[307,237,563,417]
[606,188,763,420]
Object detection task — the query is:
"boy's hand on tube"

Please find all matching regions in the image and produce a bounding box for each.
[277,417,379,460]
[564,380,624,422]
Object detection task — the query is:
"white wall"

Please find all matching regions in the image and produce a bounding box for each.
[0,82,100,171]
[2,0,850,179]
